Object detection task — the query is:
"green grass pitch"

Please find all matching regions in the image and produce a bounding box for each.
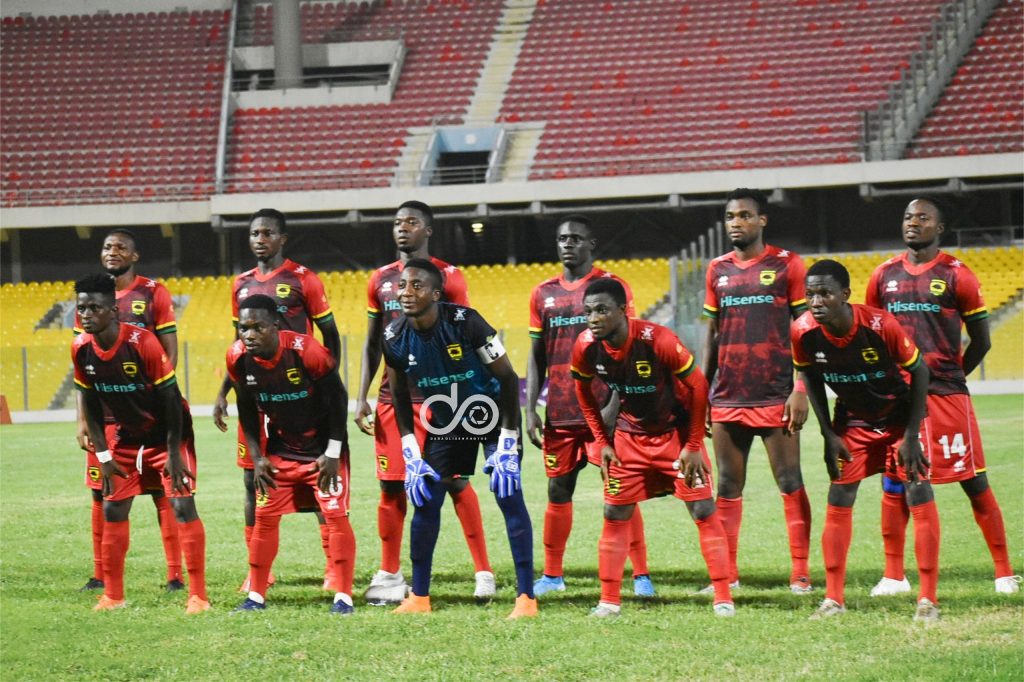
[1,395,1021,680]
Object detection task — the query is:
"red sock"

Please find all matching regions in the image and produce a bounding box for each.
[244,524,254,547]
[91,497,104,579]
[968,487,1012,577]
[249,514,281,599]
[319,520,331,578]
[881,490,909,580]
[695,512,732,603]
[598,518,630,605]
[153,495,183,582]
[781,487,812,582]
[101,519,130,601]
[177,518,207,600]
[451,482,491,573]
[716,496,742,583]
[542,501,573,577]
[377,490,406,574]
[822,505,853,606]
[628,506,649,577]
[327,515,357,595]
[910,500,940,603]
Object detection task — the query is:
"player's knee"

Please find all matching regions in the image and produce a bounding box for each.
[548,473,576,504]
[827,482,859,508]
[775,469,804,495]
[960,472,989,498]
[91,489,104,503]
[603,503,634,521]
[380,480,404,496]
[687,498,716,521]
[103,499,132,523]
[905,482,934,507]
[444,477,468,494]
[716,476,744,499]
[170,497,199,523]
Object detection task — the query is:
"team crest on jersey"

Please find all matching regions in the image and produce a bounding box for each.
[544,453,557,469]
[122,361,138,377]
[885,280,898,293]
[377,455,389,472]
[641,326,654,341]
[131,300,146,315]
[291,336,305,350]
[286,368,302,385]
[275,284,291,299]
[635,361,652,378]
[759,270,776,286]
[606,477,622,496]
[454,308,467,321]
[447,344,463,361]
[861,347,880,364]
[869,315,883,331]
[815,352,827,364]
[544,296,555,309]
[88,466,101,482]
[255,491,269,508]
[929,279,947,296]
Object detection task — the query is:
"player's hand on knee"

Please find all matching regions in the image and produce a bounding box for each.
[674,448,709,489]
[212,394,229,432]
[100,459,129,497]
[252,457,279,495]
[599,445,621,483]
[354,399,374,436]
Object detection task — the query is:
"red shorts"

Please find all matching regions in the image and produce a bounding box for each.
[254,453,350,518]
[235,413,269,470]
[833,422,915,484]
[373,402,429,482]
[103,441,198,502]
[604,430,714,505]
[710,404,786,429]
[85,424,166,492]
[542,425,600,478]
[922,393,986,484]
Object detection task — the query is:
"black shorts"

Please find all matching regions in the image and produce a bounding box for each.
[423,427,522,479]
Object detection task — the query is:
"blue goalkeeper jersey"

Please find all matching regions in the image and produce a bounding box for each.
[382,302,504,434]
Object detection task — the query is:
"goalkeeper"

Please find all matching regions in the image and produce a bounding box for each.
[381,259,537,619]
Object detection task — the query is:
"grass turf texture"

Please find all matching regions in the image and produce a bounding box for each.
[1,395,1021,681]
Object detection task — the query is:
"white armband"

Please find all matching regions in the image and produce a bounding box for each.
[401,434,422,462]
[95,449,113,464]
[475,336,506,365]
[325,439,342,459]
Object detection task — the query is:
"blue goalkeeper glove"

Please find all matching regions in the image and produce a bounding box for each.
[483,429,521,499]
[402,435,439,507]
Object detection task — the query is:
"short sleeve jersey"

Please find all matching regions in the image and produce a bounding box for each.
[529,267,635,427]
[792,304,922,426]
[703,245,807,407]
[232,259,333,335]
[571,318,697,437]
[74,275,177,336]
[368,257,470,404]
[865,251,987,396]
[72,324,181,447]
[381,303,502,434]
[226,330,336,462]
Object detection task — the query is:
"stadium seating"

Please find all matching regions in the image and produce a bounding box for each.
[224,0,504,193]
[500,0,948,179]
[0,10,229,206]
[908,0,1023,158]
[971,305,1023,381]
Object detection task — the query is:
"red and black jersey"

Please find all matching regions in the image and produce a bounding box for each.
[72,324,189,447]
[792,304,922,426]
[865,251,987,396]
[232,259,333,335]
[529,267,634,428]
[572,318,701,441]
[367,256,469,404]
[226,330,336,462]
[74,275,176,336]
[703,245,807,407]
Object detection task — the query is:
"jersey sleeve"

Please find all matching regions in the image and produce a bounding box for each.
[443,267,471,307]
[72,337,92,390]
[151,282,178,335]
[140,332,176,388]
[791,314,814,368]
[702,261,720,319]
[786,255,808,316]
[954,264,988,322]
[528,284,544,339]
[864,265,883,309]
[225,340,246,384]
[881,312,922,370]
[569,332,595,381]
[366,270,382,319]
[653,328,696,378]
[300,335,337,380]
[300,270,334,326]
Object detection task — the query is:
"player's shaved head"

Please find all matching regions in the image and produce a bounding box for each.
[725,188,769,215]
[584,277,627,307]
[75,273,116,302]
[402,258,444,291]
[806,259,850,289]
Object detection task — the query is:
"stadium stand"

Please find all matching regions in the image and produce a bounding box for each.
[500,0,949,179]
[908,0,1023,158]
[0,10,229,207]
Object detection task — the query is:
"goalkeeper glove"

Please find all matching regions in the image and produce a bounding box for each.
[483,429,521,499]
[402,434,439,507]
